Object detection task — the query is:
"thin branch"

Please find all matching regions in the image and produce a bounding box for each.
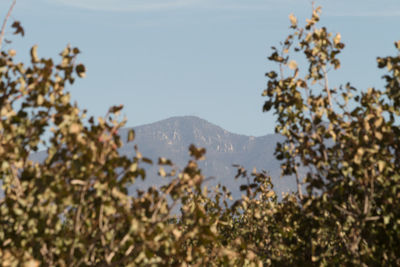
[0,0,16,50]
[322,65,332,108]
[151,179,178,223]
[294,163,303,200]
[69,183,87,263]
[334,204,353,216]
[288,139,304,200]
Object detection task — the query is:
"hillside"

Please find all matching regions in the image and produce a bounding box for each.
[26,116,298,199]
[118,116,297,198]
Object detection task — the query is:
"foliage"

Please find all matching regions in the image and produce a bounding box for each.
[0,5,400,266]
[262,6,400,265]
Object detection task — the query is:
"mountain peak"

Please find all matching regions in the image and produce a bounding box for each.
[117,115,295,199]
[30,115,295,199]
[133,115,223,131]
[125,116,237,150]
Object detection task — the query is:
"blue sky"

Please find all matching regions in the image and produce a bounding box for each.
[1,0,400,136]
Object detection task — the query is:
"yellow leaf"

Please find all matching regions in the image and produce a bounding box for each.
[266,190,275,198]
[289,13,297,27]
[129,162,138,172]
[69,123,80,134]
[375,117,383,128]
[333,33,341,45]
[98,117,105,126]
[172,229,182,239]
[288,60,298,70]
[24,260,40,267]
[159,167,166,177]
[31,45,39,63]
[71,180,86,186]
[37,95,44,105]
[378,161,385,172]
[127,129,135,142]
[61,94,70,105]
[8,49,16,57]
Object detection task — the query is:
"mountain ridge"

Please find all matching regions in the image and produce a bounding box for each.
[27,116,298,199]
[119,116,297,198]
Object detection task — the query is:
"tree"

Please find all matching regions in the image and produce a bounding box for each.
[262,6,400,265]
[0,4,399,266]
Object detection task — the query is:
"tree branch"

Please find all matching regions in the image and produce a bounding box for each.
[0,0,16,50]
[322,65,332,108]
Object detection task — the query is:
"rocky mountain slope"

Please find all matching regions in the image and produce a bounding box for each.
[118,116,297,198]
[25,116,299,200]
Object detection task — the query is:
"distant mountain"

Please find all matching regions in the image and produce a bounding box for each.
[23,116,299,200]
[118,116,298,199]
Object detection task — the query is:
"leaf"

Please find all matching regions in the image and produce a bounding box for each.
[289,13,297,28]
[24,260,40,267]
[108,104,123,114]
[69,123,81,134]
[240,185,248,191]
[288,60,298,70]
[127,129,135,142]
[61,46,70,57]
[75,64,86,78]
[31,45,39,63]
[129,162,138,172]
[378,160,386,172]
[374,117,383,128]
[11,21,24,36]
[333,33,341,45]
[189,144,206,160]
[249,183,258,189]
[158,157,173,166]
[71,180,86,186]
[375,131,383,140]
[142,157,153,164]
[73,47,81,54]
[8,49,16,57]
[265,191,275,198]
[37,94,44,105]
[159,167,166,177]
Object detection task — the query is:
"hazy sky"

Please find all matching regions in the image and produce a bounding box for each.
[1,0,399,136]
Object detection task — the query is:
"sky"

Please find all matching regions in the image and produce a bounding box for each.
[1,0,399,136]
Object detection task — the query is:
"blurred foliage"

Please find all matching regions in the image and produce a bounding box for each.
[1,5,400,266]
